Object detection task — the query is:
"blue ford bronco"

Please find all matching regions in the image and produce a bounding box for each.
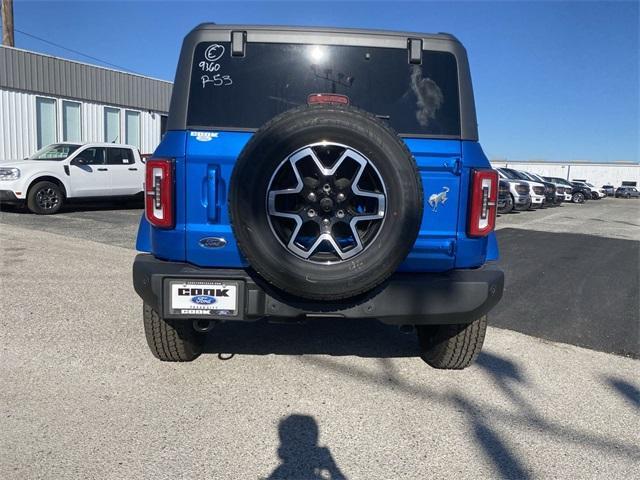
[133,24,504,369]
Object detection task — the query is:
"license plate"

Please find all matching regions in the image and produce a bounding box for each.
[169,280,238,316]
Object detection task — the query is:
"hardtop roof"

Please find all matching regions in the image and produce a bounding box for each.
[191,23,461,44]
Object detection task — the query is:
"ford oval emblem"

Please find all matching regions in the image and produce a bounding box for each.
[191,295,217,305]
[199,237,227,249]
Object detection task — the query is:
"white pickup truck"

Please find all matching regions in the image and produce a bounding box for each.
[0,142,144,214]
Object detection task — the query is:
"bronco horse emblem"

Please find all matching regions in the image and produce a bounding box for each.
[428,187,450,212]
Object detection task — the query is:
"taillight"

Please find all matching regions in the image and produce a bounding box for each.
[468,169,498,237]
[145,158,174,229]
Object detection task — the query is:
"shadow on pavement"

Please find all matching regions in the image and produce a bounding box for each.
[605,376,640,409]
[299,351,640,478]
[453,394,531,480]
[264,414,347,480]
[203,318,418,358]
[475,350,525,385]
[1,199,143,214]
[59,199,143,213]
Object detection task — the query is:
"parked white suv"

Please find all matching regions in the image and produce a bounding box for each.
[0,142,144,214]
[497,168,546,208]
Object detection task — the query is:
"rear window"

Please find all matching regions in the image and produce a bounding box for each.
[187,42,460,137]
[106,147,135,165]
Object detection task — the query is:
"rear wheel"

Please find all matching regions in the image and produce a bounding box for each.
[416,316,487,369]
[572,192,585,203]
[143,303,203,362]
[27,181,64,214]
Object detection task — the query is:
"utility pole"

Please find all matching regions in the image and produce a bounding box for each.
[2,0,15,47]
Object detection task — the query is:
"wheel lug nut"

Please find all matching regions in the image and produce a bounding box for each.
[323,184,331,193]
[308,209,316,217]
[322,218,330,225]
[337,210,345,219]
[336,192,346,202]
[307,192,316,202]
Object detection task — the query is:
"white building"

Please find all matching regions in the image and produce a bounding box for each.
[491,160,639,188]
[0,46,172,160]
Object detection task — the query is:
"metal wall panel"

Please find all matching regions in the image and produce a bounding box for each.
[491,161,640,188]
[0,46,171,113]
[0,88,163,160]
[0,89,35,160]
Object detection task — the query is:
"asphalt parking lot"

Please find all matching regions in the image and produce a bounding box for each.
[1,198,639,479]
[494,199,639,358]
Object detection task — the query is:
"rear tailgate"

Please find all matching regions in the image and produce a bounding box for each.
[184,132,462,271]
[184,131,251,267]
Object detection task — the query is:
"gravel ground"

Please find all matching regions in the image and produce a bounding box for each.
[1,222,639,479]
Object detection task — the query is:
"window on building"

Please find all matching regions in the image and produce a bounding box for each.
[160,115,168,137]
[36,97,57,148]
[62,101,82,142]
[106,147,135,165]
[104,107,121,143]
[125,110,140,148]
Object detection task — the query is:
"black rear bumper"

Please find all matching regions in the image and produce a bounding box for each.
[133,254,504,325]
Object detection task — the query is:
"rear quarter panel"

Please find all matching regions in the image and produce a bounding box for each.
[145,131,189,261]
[452,141,495,267]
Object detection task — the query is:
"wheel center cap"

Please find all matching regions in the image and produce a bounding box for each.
[320,197,334,212]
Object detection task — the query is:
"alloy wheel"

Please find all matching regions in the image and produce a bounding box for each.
[266,142,387,264]
[35,187,60,210]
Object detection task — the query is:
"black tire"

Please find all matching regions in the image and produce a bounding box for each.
[228,105,423,300]
[591,192,598,200]
[27,180,64,214]
[499,194,514,214]
[143,303,203,362]
[572,192,585,204]
[416,316,487,369]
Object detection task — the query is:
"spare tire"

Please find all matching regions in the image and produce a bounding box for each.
[228,105,423,300]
